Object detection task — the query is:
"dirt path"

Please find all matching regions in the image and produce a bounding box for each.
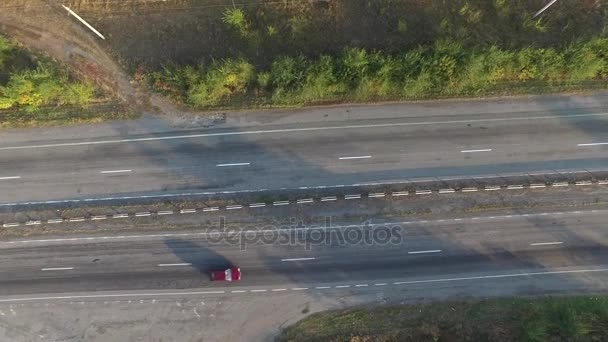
[0,0,190,117]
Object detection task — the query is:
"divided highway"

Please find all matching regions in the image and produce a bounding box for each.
[2,109,608,204]
[1,209,608,299]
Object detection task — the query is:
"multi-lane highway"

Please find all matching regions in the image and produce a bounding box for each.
[2,209,608,301]
[2,105,608,205]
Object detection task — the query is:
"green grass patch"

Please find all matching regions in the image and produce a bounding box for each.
[277,296,608,342]
[0,102,137,128]
[0,34,112,127]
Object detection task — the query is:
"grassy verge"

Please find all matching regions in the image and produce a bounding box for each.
[128,0,608,110]
[277,296,608,342]
[0,102,137,128]
[150,39,608,110]
[0,35,128,127]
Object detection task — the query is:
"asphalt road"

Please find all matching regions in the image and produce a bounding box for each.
[2,208,608,300]
[2,102,608,205]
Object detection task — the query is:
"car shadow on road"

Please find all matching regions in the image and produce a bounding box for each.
[164,238,235,280]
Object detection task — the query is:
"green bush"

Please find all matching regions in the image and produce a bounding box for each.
[0,62,94,112]
[222,8,249,37]
[270,55,308,96]
[187,58,255,107]
[0,36,14,70]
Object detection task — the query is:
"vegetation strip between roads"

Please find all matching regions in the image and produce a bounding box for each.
[1,179,605,228]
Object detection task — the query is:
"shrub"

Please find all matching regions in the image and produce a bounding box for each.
[222,8,249,37]
[299,55,345,102]
[270,55,308,96]
[187,58,255,107]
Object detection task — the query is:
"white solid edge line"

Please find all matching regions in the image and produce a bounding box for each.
[392,268,608,285]
[100,170,132,174]
[2,267,607,303]
[530,241,564,246]
[2,112,608,151]
[216,163,251,167]
[281,257,316,262]
[41,267,74,271]
[461,149,492,153]
[158,263,193,267]
[0,176,21,180]
[338,155,372,160]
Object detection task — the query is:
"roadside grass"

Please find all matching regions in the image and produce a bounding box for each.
[149,40,608,110]
[0,102,137,128]
[277,296,608,342]
[65,0,608,110]
[0,34,120,127]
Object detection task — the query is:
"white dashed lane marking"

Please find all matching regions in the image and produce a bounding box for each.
[408,250,442,255]
[158,263,192,267]
[530,241,564,246]
[281,258,316,262]
[100,170,132,174]
[41,267,74,271]
[338,155,372,160]
[461,149,492,153]
[578,142,608,147]
[0,176,20,180]
[368,193,385,198]
[216,163,250,167]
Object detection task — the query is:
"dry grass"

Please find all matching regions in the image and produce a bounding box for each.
[277,296,608,342]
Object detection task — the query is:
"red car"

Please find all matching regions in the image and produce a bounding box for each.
[210,267,241,282]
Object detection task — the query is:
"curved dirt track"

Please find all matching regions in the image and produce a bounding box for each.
[0,1,142,106]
